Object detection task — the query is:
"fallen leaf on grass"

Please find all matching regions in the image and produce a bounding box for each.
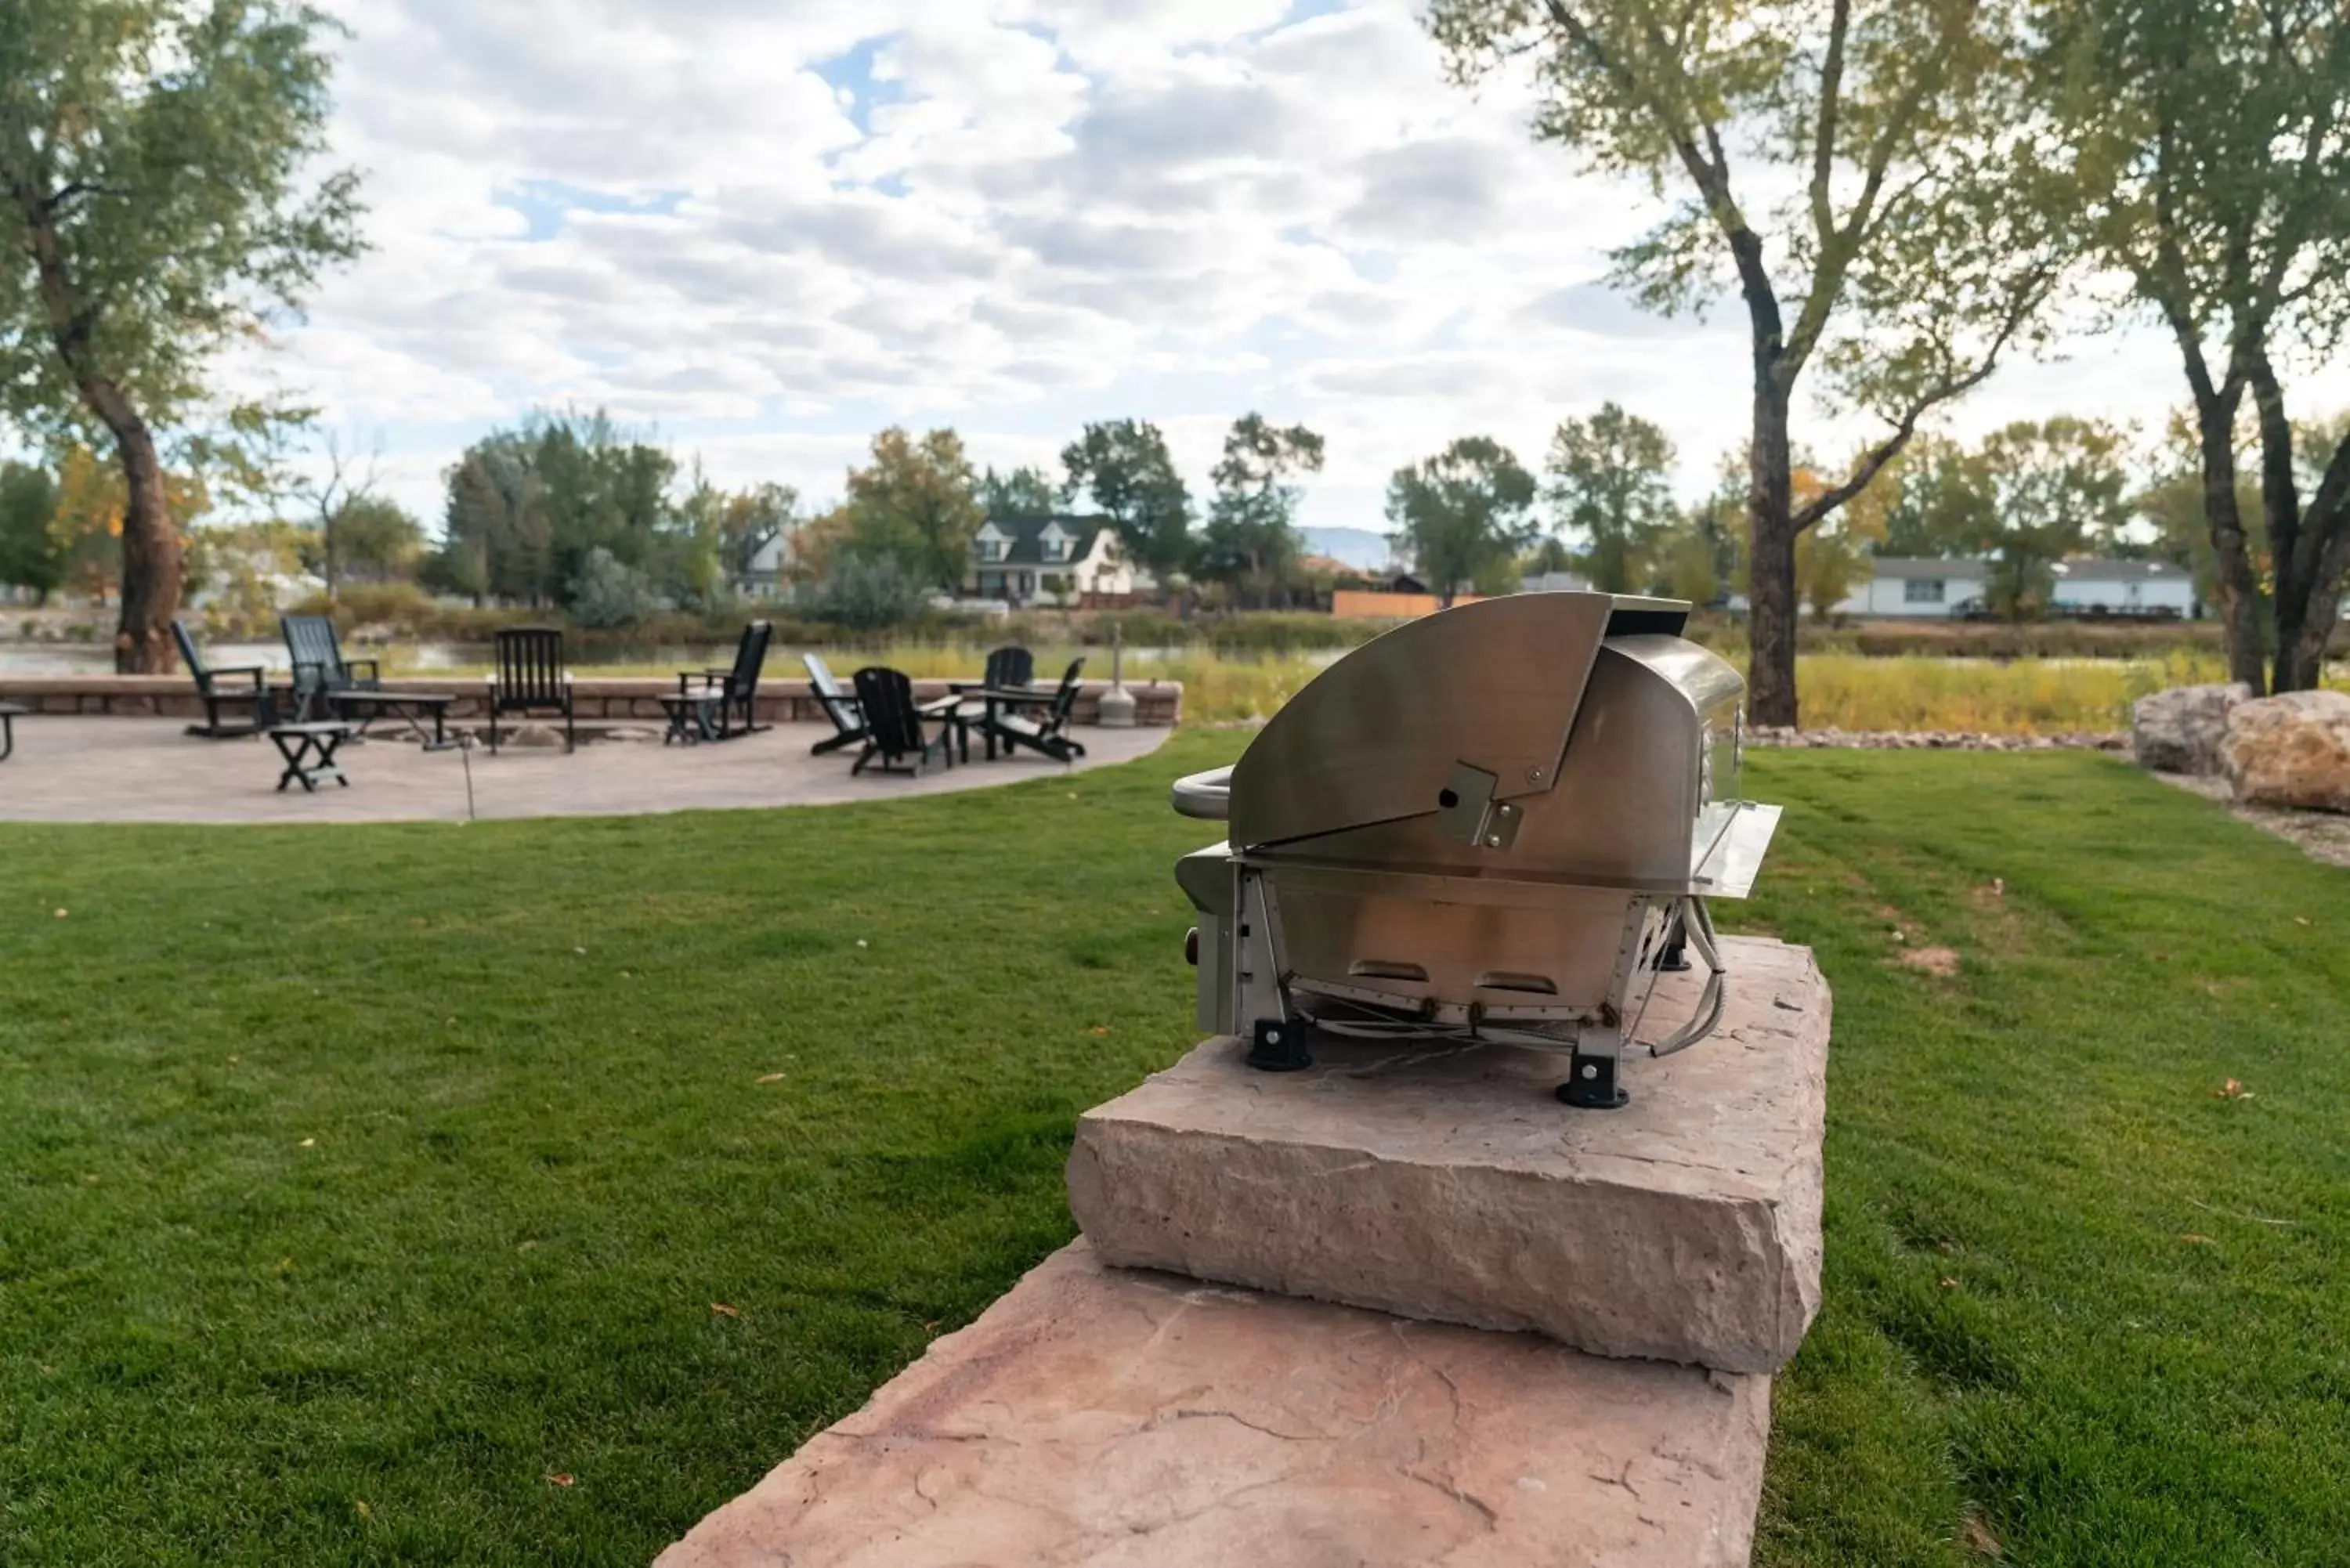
[2180,1233,2217,1245]
[298,1137,316,1148]
[52,909,67,918]
[2294,916,2311,927]
[2213,1078,2253,1100]
[1960,1508,2001,1558]
[756,1072,787,1084]
[573,946,587,956]
[1939,1277,1959,1290]
[544,1472,574,1488]
[710,1302,741,1319]
[355,1500,373,1519]
[1089,1025,1111,1036]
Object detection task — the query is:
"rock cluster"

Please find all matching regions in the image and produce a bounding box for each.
[1749,726,2125,752]
[2131,682,2252,773]
[2219,689,2350,814]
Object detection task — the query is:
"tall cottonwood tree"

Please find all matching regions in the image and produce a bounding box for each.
[1386,436,1540,605]
[1429,0,2070,724]
[2042,0,2350,692]
[1545,402,1678,593]
[0,1,360,670]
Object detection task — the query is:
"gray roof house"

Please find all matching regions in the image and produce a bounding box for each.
[970,515,1149,606]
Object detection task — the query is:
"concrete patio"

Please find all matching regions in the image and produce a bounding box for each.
[0,717,1169,824]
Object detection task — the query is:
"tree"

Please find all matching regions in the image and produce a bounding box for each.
[1972,417,2132,617]
[1544,403,1679,593]
[2041,1,2350,691]
[1871,435,1992,558]
[331,495,425,585]
[1385,437,1540,606]
[1059,421,1192,584]
[0,2,363,670]
[839,427,982,593]
[979,464,1058,522]
[47,441,208,605]
[1430,0,2072,724]
[433,412,682,612]
[1197,414,1324,605]
[0,459,61,602]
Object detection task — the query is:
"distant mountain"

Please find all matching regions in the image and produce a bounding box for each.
[1297,526,1392,573]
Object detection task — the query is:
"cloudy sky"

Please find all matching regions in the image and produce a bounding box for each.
[264,0,2335,537]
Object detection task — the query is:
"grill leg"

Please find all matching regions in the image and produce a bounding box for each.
[1246,1017,1311,1072]
[1557,1049,1629,1110]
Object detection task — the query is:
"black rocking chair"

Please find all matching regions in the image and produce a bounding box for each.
[281,613,381,721]
[676,620,772,740]
[975,656,1087,764]
[850,667,959,776]
[486,625,575,753]
[804,652,866,755]
[172,619,276,737]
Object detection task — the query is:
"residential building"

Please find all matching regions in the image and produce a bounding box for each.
[2048,558,2196,616]
[1831,557,1990,617]
[969,515,1148,606]
[1520,569,1594,594]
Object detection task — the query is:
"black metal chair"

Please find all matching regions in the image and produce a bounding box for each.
[281,613,380,721]
[982,645,1034,690]
[850,666,958,777]
[977,657,1087,764]
[676,620,772,740]
[804,652,866,755]
[171,619,275,738]
[486,626,575,753]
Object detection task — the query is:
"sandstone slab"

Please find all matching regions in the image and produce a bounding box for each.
[1067,938,1828,1373]
[656,1240,1770,1568]
[2222,688,2350,812]
[2133,682,2252,775]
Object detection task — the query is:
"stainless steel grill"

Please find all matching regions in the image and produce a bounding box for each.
[1170,591,1780,1108]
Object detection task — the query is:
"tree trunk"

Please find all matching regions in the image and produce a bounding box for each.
[93,387,182,674]
[2190,390,2265,692]
[2245,355,2311,692]
[1746,387,1799,728]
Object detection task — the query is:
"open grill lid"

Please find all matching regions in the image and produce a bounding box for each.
[1226,593,1694,853]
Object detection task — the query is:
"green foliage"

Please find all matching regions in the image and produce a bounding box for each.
[1544,402,1679,592]
[978,464,1058,523]
[432,411,707,616]
[1196,413,1323,602]
[810,553,932,631]
[837,428,984,592]
[330,494,425,585]
[676,477,799,588]
[0,458,62,601]
[0,0,363,441]
[1383,435,1539,604]
[566,545,660,630]
[1059,421,1192,583]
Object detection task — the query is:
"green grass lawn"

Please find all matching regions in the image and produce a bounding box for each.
[2,737,2345,1565]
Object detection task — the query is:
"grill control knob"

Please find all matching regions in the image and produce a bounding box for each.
[1184,927,1199,966]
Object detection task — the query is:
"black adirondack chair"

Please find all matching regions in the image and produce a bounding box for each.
[486,626,575,753]
[804,652,866,754]
[281,614,379,721]
[171,619,276,737]
[982,645,1035,690]
[976,657,1087,764]
[849,666,958,777]
[676,620,772,740]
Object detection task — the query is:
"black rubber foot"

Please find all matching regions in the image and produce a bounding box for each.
[1556,1053,1629,1109]
[1246,1018,1312,1071]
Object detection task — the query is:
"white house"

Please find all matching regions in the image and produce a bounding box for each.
[1833,557,1990,618]
[1519,569,1595,594]
[970,515,1148,606]
[2049,558,2196,617]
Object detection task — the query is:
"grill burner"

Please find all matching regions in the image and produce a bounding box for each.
[1170,592,1780,1108]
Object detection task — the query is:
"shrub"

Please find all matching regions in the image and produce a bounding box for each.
[810,555,931,631]
[568,548,661,629]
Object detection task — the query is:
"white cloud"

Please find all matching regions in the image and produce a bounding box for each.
[235,0,2350,537]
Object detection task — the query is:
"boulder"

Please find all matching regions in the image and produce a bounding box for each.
[500,721,567,749]
[2221,690,2350,813]
[2133,682,2252,774]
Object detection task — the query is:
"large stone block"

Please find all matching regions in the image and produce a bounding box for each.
[1068,938,1827,1373]
[2222,688,2350,813]
[2134,681,2253,774]
[656,1241,1770,1568]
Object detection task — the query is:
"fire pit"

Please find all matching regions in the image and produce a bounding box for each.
[1171,592,1779,1108]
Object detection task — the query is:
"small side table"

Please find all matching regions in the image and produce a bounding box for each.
[658,689,725,745]
[0,700,25,763]
[269,721,353,792]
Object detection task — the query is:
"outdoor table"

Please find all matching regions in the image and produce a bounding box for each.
[330,689,460,750]
[0,700,24,763]
[268,721,353,793]
[945,682,1058,761]
[658,688,726,745]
